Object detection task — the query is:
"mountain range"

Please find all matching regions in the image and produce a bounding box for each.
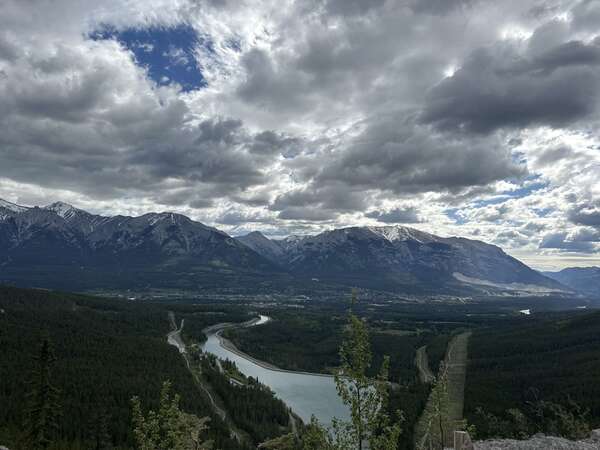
[238,228,564,294]
[0,199,277,290]
[544,267,600,297]
[0,198,568,294]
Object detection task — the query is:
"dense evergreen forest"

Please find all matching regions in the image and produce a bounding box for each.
[465,310,600,440]
[4,283,600,449]
[0,286,288,450]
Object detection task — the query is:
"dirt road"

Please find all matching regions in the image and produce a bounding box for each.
[166,312,237,438]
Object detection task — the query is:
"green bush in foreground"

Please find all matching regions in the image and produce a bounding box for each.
[131,382,212,450]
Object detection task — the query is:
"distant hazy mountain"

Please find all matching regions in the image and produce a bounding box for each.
[543,267,600,296]
[0,199,279,290]
[238,227,565,294]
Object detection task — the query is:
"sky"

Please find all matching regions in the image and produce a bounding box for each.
[0,0,599,270]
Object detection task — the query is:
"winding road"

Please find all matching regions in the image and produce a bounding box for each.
[165,312,233,435]
[167,312,186,354]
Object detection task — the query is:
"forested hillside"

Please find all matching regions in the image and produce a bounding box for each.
[465,311,600,439]
[0,286,283,450]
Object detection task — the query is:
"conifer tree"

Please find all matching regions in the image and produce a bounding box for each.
[23,336,62,450]
[258,432,298,449]
[88,408,112,450]
[131,381,212,450]
[307,290,404,450]
[417,361,450,450]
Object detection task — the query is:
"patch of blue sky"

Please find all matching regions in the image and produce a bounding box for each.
[445,208,468,225]
[446,177,549,223]
[532,207,554,218]
[91,24,208,92]
[471,178,549,209]
[501,180,548,199]
[470,195,512,208]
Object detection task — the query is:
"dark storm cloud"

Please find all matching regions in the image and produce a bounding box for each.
[249,130,304,158]
[535,39,600,69]
[270,184,369,221]
[571,227,600,242]
[236,48,311,114]
[422,38,600,133]
[273,114,524,220]
[522,221,547,234]
[539,232,597,252]
[572,0,600,32]
[365,206,421,224]
[410,0,474,15]
[231,189,274,207]
[322,0,386,16]
[232,7,432,121]
[569,203,600,227]
[495,230,529,247]
[266,181,381,221]
[0,32,19,61]
[277,207,338,221]
[0,37,281,204]
[128,118,268,188]
[315,118,526,194]
[151,188,215,209]
[216,209,272,225]
[535,146,576,166]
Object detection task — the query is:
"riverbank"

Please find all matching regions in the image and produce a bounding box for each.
[203,316,335,378]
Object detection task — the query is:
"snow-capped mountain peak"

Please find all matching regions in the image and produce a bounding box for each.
[0,198,28,213]
[281,234,309,244]
[44,201,80,219]
[366,225,434,243]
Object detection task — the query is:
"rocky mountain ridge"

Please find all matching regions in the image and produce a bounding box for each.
[238,227,564,293]
[0,199,278,290]
[1,198,566,294]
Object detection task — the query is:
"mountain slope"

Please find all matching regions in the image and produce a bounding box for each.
[236,231,286,265]
[544,267,600,296]
[0,199,280,290]
[238,226,564,293]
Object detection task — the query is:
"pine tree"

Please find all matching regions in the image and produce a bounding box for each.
[23,336,62,450]
[131,381,212,450]
[308,290,404,450]
[258,432,298,449]
[418,361,450,450]
[88,408,112,450]
[302,416,334,450]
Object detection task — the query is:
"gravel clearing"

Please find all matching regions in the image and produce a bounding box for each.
[474,430,600,449]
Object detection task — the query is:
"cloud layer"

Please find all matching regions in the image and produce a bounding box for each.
[1,0,599,269]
